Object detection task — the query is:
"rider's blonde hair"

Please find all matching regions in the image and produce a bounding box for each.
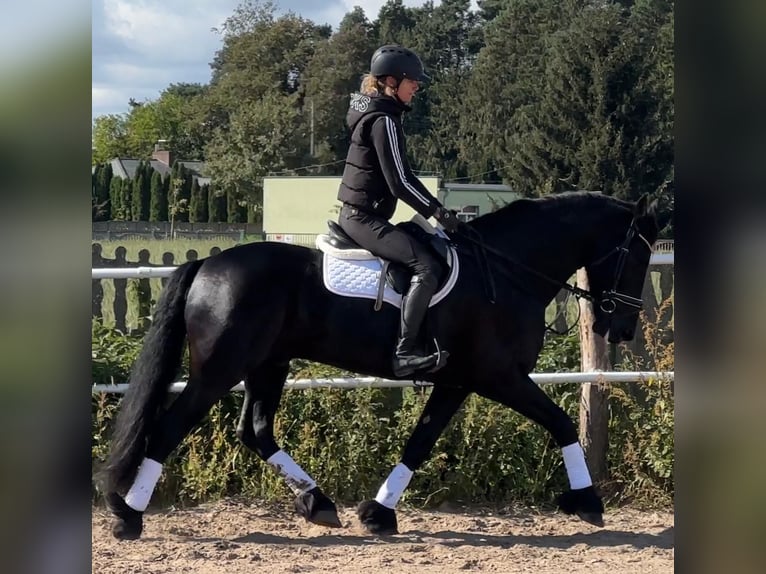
[360,74,380,96]
[360,74,396,97]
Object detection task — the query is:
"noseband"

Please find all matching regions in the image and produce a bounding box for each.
[588,221,654,315]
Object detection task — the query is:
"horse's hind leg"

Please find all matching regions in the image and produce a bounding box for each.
[236,361,342,528]
[108,371,236,540]
[477,373,604,527]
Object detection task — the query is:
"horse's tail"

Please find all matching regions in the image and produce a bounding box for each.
[100,259,204,494]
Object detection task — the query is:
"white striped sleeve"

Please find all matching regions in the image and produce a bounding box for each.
[371,116,437,216]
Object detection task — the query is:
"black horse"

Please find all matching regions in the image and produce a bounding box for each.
[100,191,658,540]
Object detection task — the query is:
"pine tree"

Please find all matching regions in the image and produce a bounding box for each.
[168,161,188,226]
[92,162,113,220]
[162,171,172,216]
[226,186,245,223]
[149,170,167,221]
[92,165,102,221]
[189,177,204,222]
[120,178,133,220]
[131,160,151,220]
[175,163,192,223]
[506,0,674,201]
[207,184,226,222]
[198,183,209,223]
[109,176,123,220]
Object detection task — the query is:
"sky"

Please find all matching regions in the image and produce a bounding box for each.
[92,0,441,121]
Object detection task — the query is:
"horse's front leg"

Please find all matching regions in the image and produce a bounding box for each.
[476,371,605,527]
[358,384,469,534]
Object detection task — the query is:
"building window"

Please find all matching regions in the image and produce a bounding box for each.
[457,205,479,222]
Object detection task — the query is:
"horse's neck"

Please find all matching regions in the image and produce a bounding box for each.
[473,199,626,303]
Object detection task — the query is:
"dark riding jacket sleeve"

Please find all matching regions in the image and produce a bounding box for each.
[370,115,439,219]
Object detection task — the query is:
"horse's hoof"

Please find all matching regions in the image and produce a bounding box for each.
[577,511,605,527]
[294,487,342,528]
[105,492,143,540]
[557,486,605,527]
[357,500,398,535]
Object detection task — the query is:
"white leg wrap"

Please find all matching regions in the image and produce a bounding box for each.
[124,458,163,512]
[562,442,593,489]
[375,463,414,509]
[266,450,317,495]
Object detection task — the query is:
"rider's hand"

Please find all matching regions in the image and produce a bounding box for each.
[434,206,460,233]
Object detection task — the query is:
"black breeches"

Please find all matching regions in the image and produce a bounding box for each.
[339,205,441,288]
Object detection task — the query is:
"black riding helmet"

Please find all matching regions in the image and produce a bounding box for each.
[370,45,430,83]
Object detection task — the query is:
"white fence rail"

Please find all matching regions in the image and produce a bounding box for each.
[92,371,673,394]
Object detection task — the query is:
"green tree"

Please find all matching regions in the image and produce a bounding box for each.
[300,8,378,169]
[168,172,188,235]
[176,164,193,223]
[508,0,673,201]
[189,177,206,223]
[149,170,167,221]
[92,114,130,165]
[205,92,305,215]
[374,0,416,45]
[131,160,152,220]
[198,182,210,223]
[92,166,106,221]
[109,176,124,220]
[205,1,332,209]
[460,0,570,186]
[119,178,133,220]
[207,184,227,222]
[92,163,113,221]
[125,88,210,161]
[403,0,481,179]
[226,185,247,223]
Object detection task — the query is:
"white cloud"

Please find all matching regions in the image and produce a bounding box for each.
[102,0,231,63]
[93,0,238,117]
[92,0,476,119]
[92,86,127,111]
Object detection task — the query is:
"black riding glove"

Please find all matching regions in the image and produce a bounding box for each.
[434,206,460,233]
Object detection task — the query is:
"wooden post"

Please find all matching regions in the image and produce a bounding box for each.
[576,268,611,484]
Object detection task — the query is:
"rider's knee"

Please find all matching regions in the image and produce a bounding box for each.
[412,255,441,286]
[412,269,438,291]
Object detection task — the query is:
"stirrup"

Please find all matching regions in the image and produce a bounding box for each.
[392,353,438,377]
[416,338,450,374]
[426,339,450,373]
[392,344,450,377]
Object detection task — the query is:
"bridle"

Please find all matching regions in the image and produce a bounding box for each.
[587,221,654,314]
[454,219,654,316]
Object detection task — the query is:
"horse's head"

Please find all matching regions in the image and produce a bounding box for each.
[587,194,659,343]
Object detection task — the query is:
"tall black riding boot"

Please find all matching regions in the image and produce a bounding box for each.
[392,276,449,377]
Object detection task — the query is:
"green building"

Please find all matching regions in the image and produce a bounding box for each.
[439,183,521,221]
[262,176,520,242]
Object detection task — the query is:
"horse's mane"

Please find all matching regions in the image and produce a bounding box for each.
[470,191,634,235]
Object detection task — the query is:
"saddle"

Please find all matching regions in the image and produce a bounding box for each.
[315,213,458,311]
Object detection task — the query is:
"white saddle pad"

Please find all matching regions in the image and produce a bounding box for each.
[320,243,460,310]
